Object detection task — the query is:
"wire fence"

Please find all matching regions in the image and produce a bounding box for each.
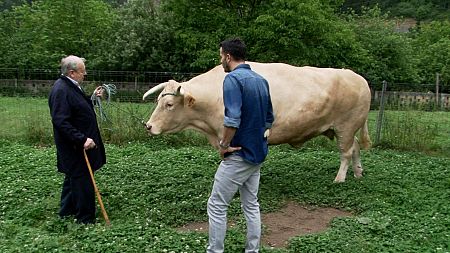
[0,68,448,155]
[0,68,200,102]
[1,68,449,108]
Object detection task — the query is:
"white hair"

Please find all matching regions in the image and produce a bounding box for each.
[60,55,86,76]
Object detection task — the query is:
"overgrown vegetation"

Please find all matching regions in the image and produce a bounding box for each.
[378,110,448,153]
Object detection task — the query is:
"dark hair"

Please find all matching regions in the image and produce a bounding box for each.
[220,38,246,61]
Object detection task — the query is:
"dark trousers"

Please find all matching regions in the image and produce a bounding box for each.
[59,174,96,224]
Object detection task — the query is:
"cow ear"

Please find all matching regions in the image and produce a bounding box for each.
[185,94,196,107]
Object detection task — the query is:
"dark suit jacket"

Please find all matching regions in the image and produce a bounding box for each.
[48,76,106,177]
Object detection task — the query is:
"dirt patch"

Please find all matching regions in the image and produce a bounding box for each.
[177,201,352,248]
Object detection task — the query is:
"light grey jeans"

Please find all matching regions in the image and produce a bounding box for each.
[207,154,262,253]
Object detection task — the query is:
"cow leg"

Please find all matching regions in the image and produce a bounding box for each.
[334,132,355,183]
[352,138,363,178]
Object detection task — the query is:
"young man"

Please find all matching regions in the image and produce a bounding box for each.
[207,38,274,253]
[48,55,106,224]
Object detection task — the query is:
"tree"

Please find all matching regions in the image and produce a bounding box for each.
[0,0,27,11]
[159,0,363,72]
[0,8,16,67]
[94,0,170,71]
[0,0,117,69]
[159,0,258,71]
[245,0,360,69]
[412,20,450,85]
[346,6,420,85]
[342,0,449,21]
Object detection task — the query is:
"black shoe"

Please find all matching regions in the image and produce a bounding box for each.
[59,212,75,219]
[76,218,96,225]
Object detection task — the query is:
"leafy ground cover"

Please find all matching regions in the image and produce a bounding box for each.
[1,140,449,252]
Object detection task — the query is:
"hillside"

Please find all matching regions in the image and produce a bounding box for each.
[342,0,450,21]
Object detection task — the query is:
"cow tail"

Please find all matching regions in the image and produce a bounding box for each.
[359,118,372,150]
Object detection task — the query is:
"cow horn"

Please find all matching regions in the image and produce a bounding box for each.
[143,82,168,100]
[175,86,185,96]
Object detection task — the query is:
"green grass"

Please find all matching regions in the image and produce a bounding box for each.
[378,110,450,155]
[0,140,449,252]
[1,96,449,156]
[0,95,449,251]
[0,96,209,147]
[0,96,52,142]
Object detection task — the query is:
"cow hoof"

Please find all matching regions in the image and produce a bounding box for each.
[334,178,345,183]
[354,167,363,178]
[354,173,363,179]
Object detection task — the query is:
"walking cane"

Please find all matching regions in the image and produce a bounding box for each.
[83,149,111,226]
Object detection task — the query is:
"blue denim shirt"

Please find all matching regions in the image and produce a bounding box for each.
[223,64,274,164]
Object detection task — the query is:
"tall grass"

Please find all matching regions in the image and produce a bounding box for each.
[96,101,210,147]
[0,96,209,147]
[24,111,53,146]
[376,110,450,156]
[0,96,448,156]
[0,96,53,145]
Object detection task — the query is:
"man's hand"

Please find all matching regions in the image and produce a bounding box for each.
[84,138,96,150]
[94,86,104,98]
[264,128,271,138]
[218,127,239,159]
[218,143,241,159]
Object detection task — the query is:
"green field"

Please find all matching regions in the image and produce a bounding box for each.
[0,96,449,252]
[1,140,449,252]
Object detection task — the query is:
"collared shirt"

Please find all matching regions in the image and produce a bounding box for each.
[66,76,82,91]
[223,64,274,164]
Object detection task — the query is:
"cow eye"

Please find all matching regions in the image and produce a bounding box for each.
[166,102,173,109]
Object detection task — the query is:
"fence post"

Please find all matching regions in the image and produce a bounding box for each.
[435,73,440,107]
[14,68,19,89]
[375,80,387,144]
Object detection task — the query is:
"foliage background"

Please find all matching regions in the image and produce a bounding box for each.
[0,0,449,86]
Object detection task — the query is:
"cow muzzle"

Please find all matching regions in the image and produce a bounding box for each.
[145,123,160,135]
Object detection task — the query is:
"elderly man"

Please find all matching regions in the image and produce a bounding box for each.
[48,55,106,224]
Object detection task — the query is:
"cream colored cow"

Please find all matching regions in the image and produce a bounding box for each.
[143,62,371,182]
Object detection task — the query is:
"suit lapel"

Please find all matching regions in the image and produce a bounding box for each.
[60,76,86,96]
